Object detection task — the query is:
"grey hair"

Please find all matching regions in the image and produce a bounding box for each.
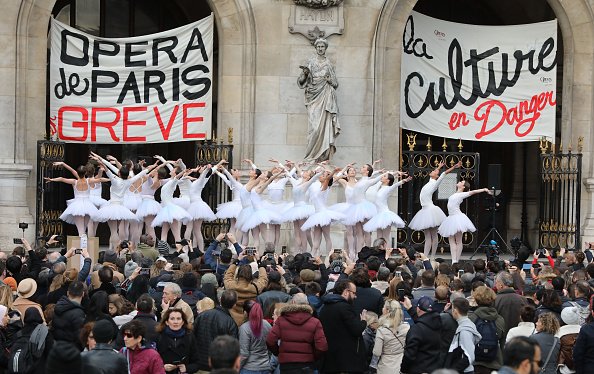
[164,282,182,297]
[291,293,309,305]
[496,271,514,287]
[52,261,66,275]
[372,238,386,249]
[450,291,466,303]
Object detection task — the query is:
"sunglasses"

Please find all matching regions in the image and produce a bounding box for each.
[123,332,137,339]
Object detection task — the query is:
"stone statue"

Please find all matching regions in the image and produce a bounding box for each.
[298,38,340,162]
[294,0,344,8]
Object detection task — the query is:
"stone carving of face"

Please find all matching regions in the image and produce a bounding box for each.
[315,42,327,56]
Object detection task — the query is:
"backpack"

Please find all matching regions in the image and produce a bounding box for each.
[473,318,499,362]
[8,324,48,374]
[568,302,590,326]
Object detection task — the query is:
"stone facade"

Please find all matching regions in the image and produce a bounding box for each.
[0,0,594,250]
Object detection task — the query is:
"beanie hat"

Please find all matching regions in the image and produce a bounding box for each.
[92,319,115,344]
[124,261,139,278]
[561,306,582,326]
[103,250,118,264]
[201,273,218,287]
[417,296,434,312]
[300,269,315,283]
[46,341,81,374]
[3,277,17,292]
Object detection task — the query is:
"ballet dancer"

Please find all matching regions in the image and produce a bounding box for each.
[409,160,461,259]
[45,162,100,237]
[151,167,192,244]
[301,167,345,257]
[439,181,493,263]
[213,166,242,236]
[265,159,292,247]
[136,159,171,239]
[235,159,262,246]
[90,152,157,250]
[363,173,413,244]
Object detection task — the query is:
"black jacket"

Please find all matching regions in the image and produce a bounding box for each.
[401,311,443,374]
[318,294,367,373]
[81,343,128,374]
[114,313,159,350]
[194,307,238,370]
[156,330,200,374]
[51,296,86,348]
[352,286,384,316]
[438,311,457,367]
[573,321,594,374]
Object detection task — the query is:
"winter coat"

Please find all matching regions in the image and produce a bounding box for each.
[401,311,442,374]
[494,288,527,337]
[439,311,458,366]
[120,345,165,374]
[156,329,200,374]
[51,296,86,348]
[81,343,128,374]
[266,303,327,366]
[573,321,594,374]
[12,298,45,323]
[194,306,239,370]
[223,264,268,326]
[557,324,580,373]
[373,324,409,374]
[505,322,536,342]
[532,331,560,374]
[448,316,482,373]
[16,323,54,374]
[469,306,505,370]
[256,290,291,315]
[352,286,384,315]
[319,294,367,373]
[239,320,272,371]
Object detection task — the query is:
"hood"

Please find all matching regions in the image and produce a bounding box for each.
[457,317,482,342]
[281,304,313,325]
[54,296,84,316]
[474,306,500,320]
[417,311,442,329]
[322,293,345,305]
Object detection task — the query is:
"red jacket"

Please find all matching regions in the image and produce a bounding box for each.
[120,346,165,374]
[266,304,328,364]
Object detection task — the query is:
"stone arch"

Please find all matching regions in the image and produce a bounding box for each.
[372,0,594,170]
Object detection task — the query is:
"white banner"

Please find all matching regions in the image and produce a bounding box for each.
[49,15,213,143]
[400,12,557,142]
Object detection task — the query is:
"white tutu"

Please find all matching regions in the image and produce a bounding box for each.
[60,198,99,224]
[187,201,217,221]
[241,208,283,231]
[89,195,108,208]
[283,203,315,222]
[136,197,162,220]
[363,210,405,232]
[152,203,192,227]
[124,194,142,212]
[216,201,242,219]
[341,201,377,226]
[172,196,191,210]
[95,202,138,222]
[236,206,253,232]
[329,202,350,214]
[265,201,289,224]
[438,213,476,237]
[408,205,446,231]
[301,209,345,231]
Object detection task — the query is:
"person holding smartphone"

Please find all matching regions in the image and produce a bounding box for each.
[156,308,199,374]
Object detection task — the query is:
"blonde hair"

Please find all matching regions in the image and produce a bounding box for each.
[198,297,215,313]
[473,285,497,306]
[0,285,13,310]
[364,311,379,330]
[537,312,560,335]
[435,274,450,288]
[151,260,166,278]
[379,299,404,333]
[49,268,79,292]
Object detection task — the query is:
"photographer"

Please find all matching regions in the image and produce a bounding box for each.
[204,232,242,281]
[223,255,268,326]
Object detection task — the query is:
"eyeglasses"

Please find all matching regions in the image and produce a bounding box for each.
[123,332,136,339]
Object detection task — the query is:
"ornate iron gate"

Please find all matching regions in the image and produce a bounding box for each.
[36,140,67,242]
[538,138,582,251]
[195,138,234,241]
[397,133,480,251]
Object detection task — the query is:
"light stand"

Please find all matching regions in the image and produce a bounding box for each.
[470,187,513,259]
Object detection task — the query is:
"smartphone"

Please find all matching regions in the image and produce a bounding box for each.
[246,247,256,256]
[334,248,342,254]
[522,263,532,272]
[395,271,402,278]
[458,270,464,277]
[267,253,275,261]
[13,238,23,245]
[74,248,82,254]
[281,246,287,254]
[397,289,405,301]
[139,268,150,276]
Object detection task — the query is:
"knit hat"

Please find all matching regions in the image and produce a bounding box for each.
[201,273,218,287]
[0,305,7,327]
[103,250,118,264]
[17,278,37,299]
[3,277,17,292]
[92,319,115,344]
[561,306,582,326]
[157,240,171,255]
[417,296,434,312]
[124,261,139,278]
[156,256,167,263]
[46,341,81,374]
[300,269,315,283]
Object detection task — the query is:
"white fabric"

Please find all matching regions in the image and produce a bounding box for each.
[438,191,476,237]
[363,181,406,232]
[408,173,447,230]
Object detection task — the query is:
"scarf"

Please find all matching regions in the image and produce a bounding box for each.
[164,326,186,338]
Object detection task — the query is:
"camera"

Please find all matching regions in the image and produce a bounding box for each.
[333,248,342,254]
[281,246,287,254]
[18,223,28,230]
[139,268,150,276]
[458,269,464,277]
[395,271,402,278]
[485,240,500,262]
[120,240,129,249]
[267,253,275,261]
[75,249,82,254]
[246,247,256,256]
[330,260,343,274]
[13,238,23,245]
